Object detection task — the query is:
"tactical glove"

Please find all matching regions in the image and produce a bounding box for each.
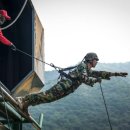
[115,72,128,77]
[95,77,102,83]
[87,78,102,87]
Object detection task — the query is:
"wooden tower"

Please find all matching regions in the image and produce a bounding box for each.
[0,0,45,129]
[0,0,45,97]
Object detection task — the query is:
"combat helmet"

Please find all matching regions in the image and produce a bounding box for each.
[84,52,99,62]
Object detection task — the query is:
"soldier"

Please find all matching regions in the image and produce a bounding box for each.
[0,10,16,50]
[16,52,128,113]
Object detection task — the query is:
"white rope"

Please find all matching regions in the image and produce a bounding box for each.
[1,0,28,30]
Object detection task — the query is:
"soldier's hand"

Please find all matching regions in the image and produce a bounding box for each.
[115,72,128,77]
[96,77,102,83]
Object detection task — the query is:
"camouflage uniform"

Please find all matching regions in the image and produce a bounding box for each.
[20,63,127,108]
[17,52,127,111]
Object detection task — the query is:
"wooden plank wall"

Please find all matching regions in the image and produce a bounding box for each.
[34,13,45,84]
[12,12,45,97]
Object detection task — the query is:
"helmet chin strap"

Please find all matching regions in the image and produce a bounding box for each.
[90,62,94,68]
[86,61,93,69]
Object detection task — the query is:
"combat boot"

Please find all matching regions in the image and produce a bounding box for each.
[16,96,30,115]
[16,92,52,113]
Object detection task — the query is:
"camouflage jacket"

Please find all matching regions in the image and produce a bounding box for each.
[68,62,114,87]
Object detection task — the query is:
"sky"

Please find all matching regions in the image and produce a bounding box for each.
[31,0,130,70]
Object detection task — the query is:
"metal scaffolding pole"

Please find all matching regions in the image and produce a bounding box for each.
[0,82,44,130]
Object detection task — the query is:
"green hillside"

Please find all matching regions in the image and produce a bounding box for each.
[24,62,130,130]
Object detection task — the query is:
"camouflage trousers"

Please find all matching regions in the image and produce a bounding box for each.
[23,78,80,106]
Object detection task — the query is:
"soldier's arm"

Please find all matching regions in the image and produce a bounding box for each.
[75,63,102,87]
[81,73,101,87]
[91,71,128,80]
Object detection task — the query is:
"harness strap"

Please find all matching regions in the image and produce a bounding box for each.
[58,70,76,81]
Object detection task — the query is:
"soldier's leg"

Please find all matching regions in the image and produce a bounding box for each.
[17,79,73,110]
